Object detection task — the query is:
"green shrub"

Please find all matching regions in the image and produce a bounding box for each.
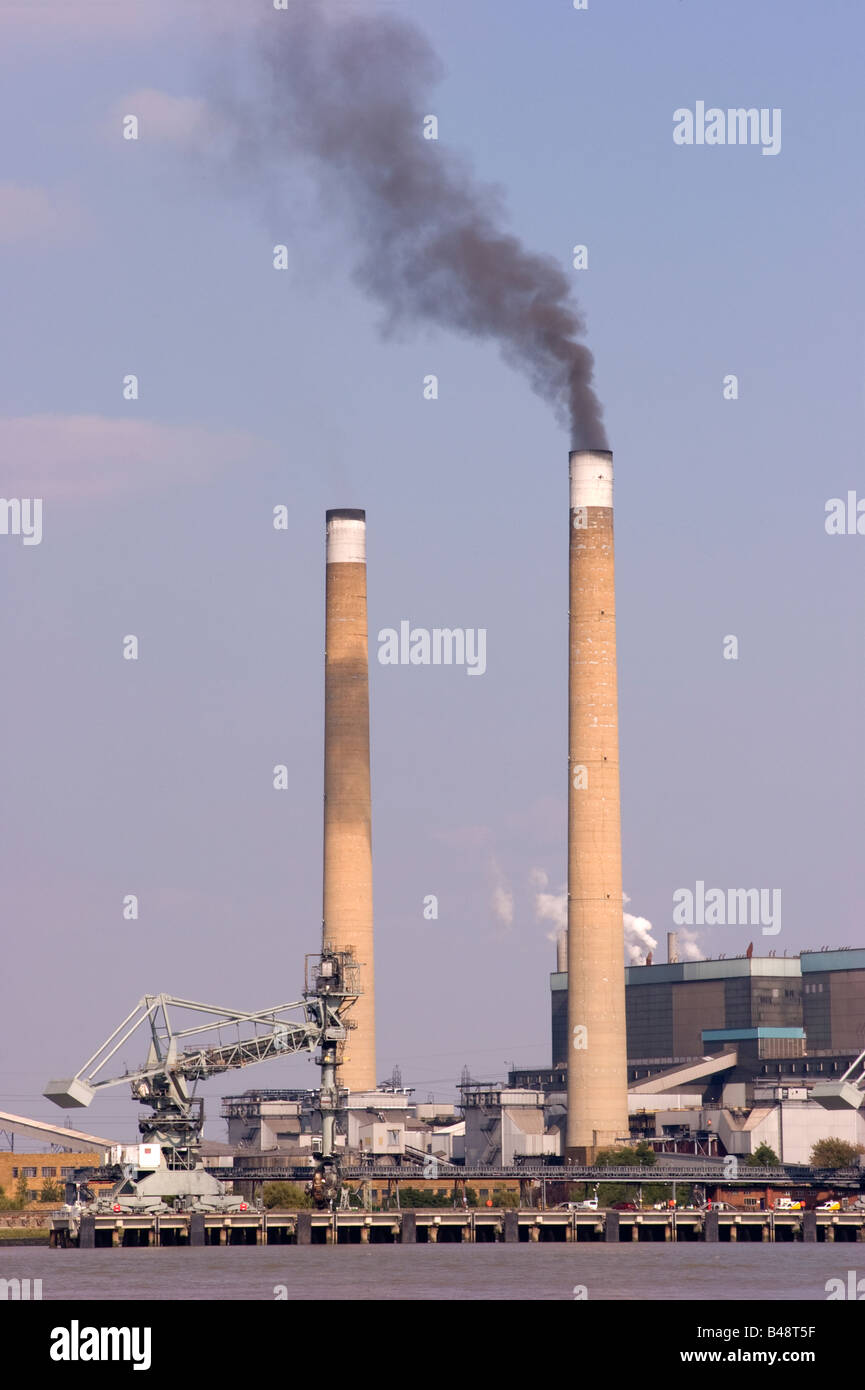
[747,1143,780,1167]
[396,1187,442,1208]
[261,1181,312,1210]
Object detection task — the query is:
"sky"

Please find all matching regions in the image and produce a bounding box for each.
[0,0,862,1144]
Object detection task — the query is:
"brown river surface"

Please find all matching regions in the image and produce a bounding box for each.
[1,1244,861,1300]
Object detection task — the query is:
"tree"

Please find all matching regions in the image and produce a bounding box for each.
[449,1186,479,1207]
[491,1187,519,1209]
[0,1185,9,1212]
[397,1187,451,1209]
[747,1143,780,1167]
[810,1138,864,1170]
[593,1142,657,1168]
[13,1174,30,1209]
[593,1142,657,1207]
[261,1181,311,1210]
[39,1179,63,1204]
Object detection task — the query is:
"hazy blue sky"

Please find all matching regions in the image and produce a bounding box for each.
[1,0,862,1141]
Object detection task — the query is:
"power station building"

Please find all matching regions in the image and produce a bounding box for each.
[544,948,865,1087]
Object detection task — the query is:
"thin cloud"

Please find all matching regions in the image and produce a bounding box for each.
[110,90,212,147]
[0,184,91,245]
[531,868,567,944]
[0,0,247,39]
[490,879,514,930]
[0,415,270,501]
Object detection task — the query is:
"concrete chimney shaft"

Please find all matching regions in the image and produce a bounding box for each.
[323,509,376,1090]
[566,450,629,1162]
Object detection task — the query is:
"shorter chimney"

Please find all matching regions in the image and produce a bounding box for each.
[667,931,679,964]
[556,929,567,974]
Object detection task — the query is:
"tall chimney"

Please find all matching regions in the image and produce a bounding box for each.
[667,931,679,964]
[322,508,376,1091]
[566,450,629,1162]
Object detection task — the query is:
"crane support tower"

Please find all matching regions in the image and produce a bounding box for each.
[44,948,359,1214]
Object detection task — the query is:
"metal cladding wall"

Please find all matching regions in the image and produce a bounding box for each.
[805,971,865,1052]
[674,980,726,1057]
[322,509,376,1090]
[550,973,568,1067]
[565,450,629,1161]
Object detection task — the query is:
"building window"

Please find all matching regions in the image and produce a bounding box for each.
[60,1169,74,1178]
[41,1167,56,1178]
[11,1167,18,1179]
[23,1167,37,1178]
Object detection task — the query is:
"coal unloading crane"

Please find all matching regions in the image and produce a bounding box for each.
[44,950,359,1214]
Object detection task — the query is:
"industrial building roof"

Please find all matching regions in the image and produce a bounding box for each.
[552,952,865,990]
[625,958,802,984]
[801,950,865,973]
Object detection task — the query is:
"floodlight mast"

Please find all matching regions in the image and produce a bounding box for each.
[305,948,361,1203]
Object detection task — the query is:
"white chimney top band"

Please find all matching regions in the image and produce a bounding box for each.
[326,515,366,565]
[570,450,613,509]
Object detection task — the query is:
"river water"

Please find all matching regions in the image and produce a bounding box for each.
[1,1245,860,1300]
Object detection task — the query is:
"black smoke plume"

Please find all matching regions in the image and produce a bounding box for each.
[219,5,607,448]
